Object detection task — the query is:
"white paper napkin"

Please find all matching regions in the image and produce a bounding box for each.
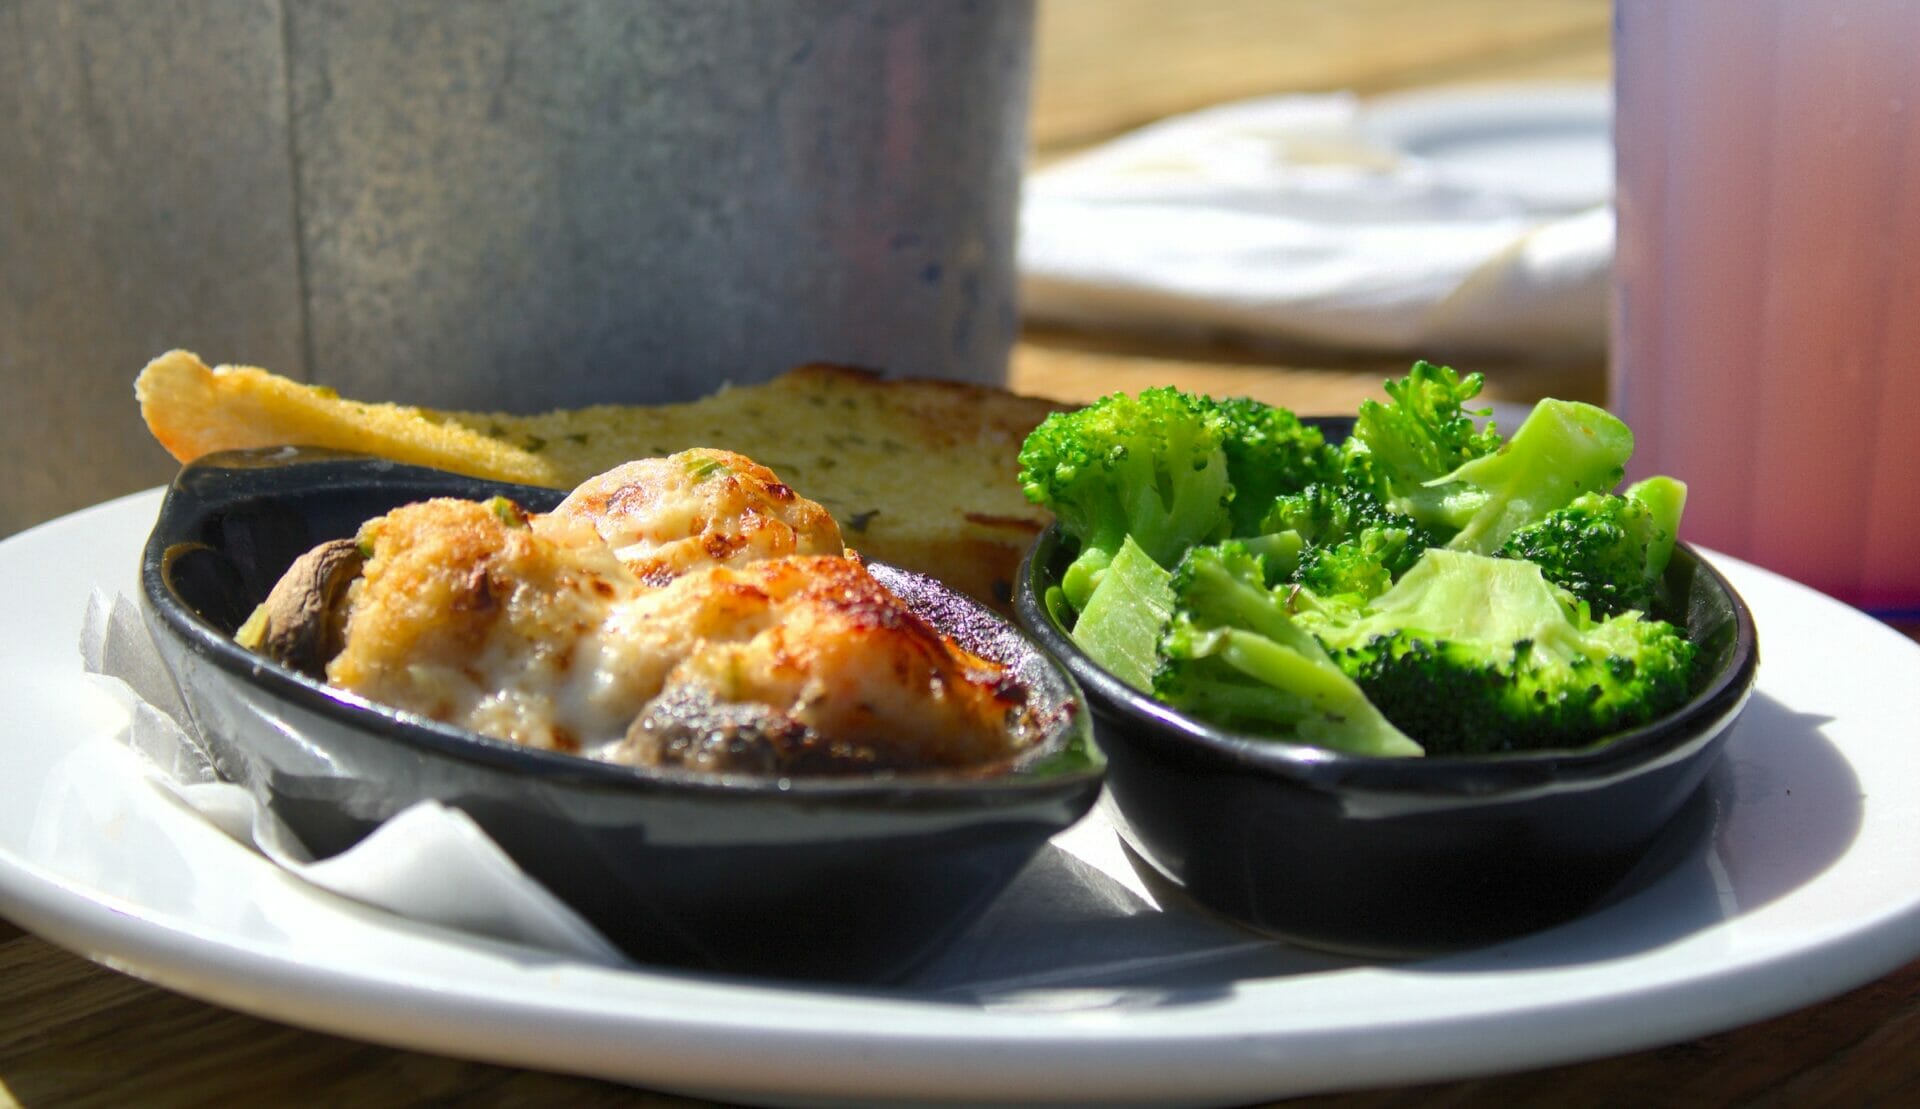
[80,590,630,963]
[80,590,1335,988]
[1019,85,1613,359]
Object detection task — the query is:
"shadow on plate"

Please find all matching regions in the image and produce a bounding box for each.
[893,688,1861,1004]
[1379,690,1859,974]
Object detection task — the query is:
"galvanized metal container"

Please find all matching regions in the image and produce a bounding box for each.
[0,0,1034,534]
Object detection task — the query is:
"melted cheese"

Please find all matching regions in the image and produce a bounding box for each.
[322,453,1034,773]
[550,448,843,584]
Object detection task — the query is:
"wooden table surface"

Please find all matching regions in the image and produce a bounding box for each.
[5,2,1917,1106]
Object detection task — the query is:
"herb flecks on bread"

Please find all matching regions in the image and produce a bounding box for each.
[135,350,1061,608]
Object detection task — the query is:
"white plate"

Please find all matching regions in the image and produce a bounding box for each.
[1360,83,1613,212]
[4,491,1919,1107]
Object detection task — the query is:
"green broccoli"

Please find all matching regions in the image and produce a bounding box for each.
[1438,398,1638,555]
[1257,483,1439,601]
[1018,367,1701,760]
[1068,535,1175,693]
[1296,537,1424,604]
[1498,476,1689,618]
[1205,394,1339,535]
[1345,370,1643,557]
[1304,548,1698,755]
[1018,387,1234,610]
[1153,543,1423,758]
[1341,361,1503,536]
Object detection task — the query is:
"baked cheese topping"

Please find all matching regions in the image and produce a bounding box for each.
[311,452,1036,775]
[550,449,843,584]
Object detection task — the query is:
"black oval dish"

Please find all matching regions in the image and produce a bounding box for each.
[142,447,1102,983]
[1015,419,1759,959]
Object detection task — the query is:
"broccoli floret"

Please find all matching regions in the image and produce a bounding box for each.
[1306,549,1697,755]
[1439,399,1637,554]
[1341,361,1503,536]
[1260,482,1410,549]
[1498,476,1689,618]
[1019,387,1234,610]
[1296,538,1420,603]
[1205,395,1339,535]
[1152,543,1422,758]
[1258,483,1439,601]
[1022,373,1700,761]
[1339,368,1639,555]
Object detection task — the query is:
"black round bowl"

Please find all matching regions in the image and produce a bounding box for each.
[1015,466,1758,958]
[141,447,1102,983]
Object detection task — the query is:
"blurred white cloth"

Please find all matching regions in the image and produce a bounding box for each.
[1019,85,1613,359]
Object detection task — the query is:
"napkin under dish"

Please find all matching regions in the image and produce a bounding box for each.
[80,590,1330,989]
[80,590,629,963]
[1018,85,1613,359]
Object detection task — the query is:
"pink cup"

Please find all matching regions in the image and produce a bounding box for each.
[1612,0,1920,614]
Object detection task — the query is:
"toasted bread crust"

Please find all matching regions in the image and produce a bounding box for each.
[136,351,1061,607]
[135,350,563,485]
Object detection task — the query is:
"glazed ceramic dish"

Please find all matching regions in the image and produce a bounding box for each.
[1014,421,1759,958]
[9,489,1915,1105]
[141,447,1102,983]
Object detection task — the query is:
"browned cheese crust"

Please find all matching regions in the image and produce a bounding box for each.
[550,449,844,585]
[325,484,1035,775]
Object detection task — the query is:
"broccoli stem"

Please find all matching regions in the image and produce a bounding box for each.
[1626,476,1687,579]
[1159,544,1423,757]
[1070,536,1175,692]
[1061,546,1115,612]
[1442,399,1636,554]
